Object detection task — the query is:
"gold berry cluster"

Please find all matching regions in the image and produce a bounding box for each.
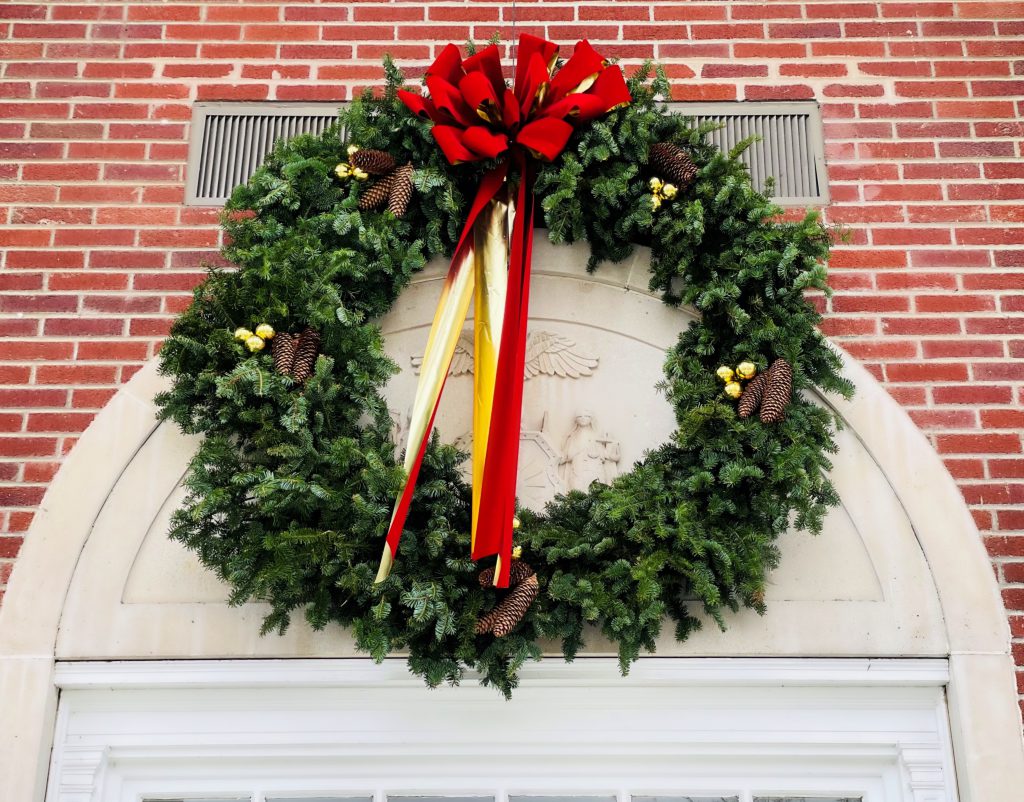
[234,323,275,353]
[334,144,369,181]
[649,176,677,210]
[716,361,757,399]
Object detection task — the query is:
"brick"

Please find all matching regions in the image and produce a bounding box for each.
[5,63,78,79]
[83,62,155,80]
[734,43,806,58]
[124,43,199,59]
[208,5,281,22]
[0,142,64,159]
[162,63,234,79]
[129,318,173,337]
[768,22,842,38]
[197,84,270,101]
[937,100,1017,118]
[782,63,848,77]
[76,341,149,361]
[102,163,180,182]
[922,20,995,36]
[702,64,768,78]
[199,43,278,60]
[43,318,123,336]
[165,24,242,40]
[25,412,96,433]
[48,272,130,291]
[937,435,1022,455]
[832,295,911,313]
[883,317,962,335]
[915,295,996,313]
[0,341,74,361]
[975,363,1024,382]
[746,84,815,100]
[280,45,354,60]
[35,81,111,99]
[895,80,970,98]
[937,61,1011,77]
[982,411,1024,430]
[35,365,118,385]
[12,23,88,39]
[991,460,1024,479]
[933,386,1014,405]
[909,410,978,430]
[0,437,59,457]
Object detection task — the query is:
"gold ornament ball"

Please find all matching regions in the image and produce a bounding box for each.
[512,545,523,560]
[736,361,757,380]
[512,516,521,530]
[716,365,735,383]
[346,143,360,156]
[245,335,266,353]
[661,182,678,199]
[649,176,663,191]
[724,381,742,399]
[234,327,253,341]
[255,323,275,340]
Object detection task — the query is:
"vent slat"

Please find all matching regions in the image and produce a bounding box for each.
[186,102,826,206]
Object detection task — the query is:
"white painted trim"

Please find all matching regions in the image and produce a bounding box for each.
[53,657,951,690]
[47,657,957,802]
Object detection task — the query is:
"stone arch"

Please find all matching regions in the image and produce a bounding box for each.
[1,241,1021,801]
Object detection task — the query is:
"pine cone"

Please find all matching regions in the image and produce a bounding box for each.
[475,608,501,635]
[271,332,299,377]
[476,560,538,637]
[737,372,767,418]
[358,173,394,211]
[650,142,698,189]
[387,163,414,218]
[759,358,793,424]
[491,574,539,637]
[291,327,321,384]
[349,148,395,176]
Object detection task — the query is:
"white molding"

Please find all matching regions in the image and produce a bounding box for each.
[47,657,957,802]
[53,657,951,690]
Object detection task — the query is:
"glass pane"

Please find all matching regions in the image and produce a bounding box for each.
[754,798,861,802]
[634,797,739,802]
[269,799,373,802]
[511,797,617,802]
[389,797,493,802]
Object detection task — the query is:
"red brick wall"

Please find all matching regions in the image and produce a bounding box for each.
[1,0,1022,694]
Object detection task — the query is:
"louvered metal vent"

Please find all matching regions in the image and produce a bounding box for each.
[185,101,827,207]
[671,101,828,205]
[185,103,343,205]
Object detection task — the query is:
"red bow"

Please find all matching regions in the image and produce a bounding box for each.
[399,36,631,165]
[377,37,630,589]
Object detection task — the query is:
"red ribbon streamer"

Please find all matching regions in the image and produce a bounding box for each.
[380,36,630,587]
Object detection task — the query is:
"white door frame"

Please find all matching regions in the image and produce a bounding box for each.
[47,658,956,802]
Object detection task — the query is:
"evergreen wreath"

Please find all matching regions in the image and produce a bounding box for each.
[157,59,853,697]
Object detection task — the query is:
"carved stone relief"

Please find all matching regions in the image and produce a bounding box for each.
[394,328,624,509]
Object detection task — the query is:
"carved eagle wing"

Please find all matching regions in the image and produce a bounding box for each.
[524,331,599,379]
[410,331,475,375]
